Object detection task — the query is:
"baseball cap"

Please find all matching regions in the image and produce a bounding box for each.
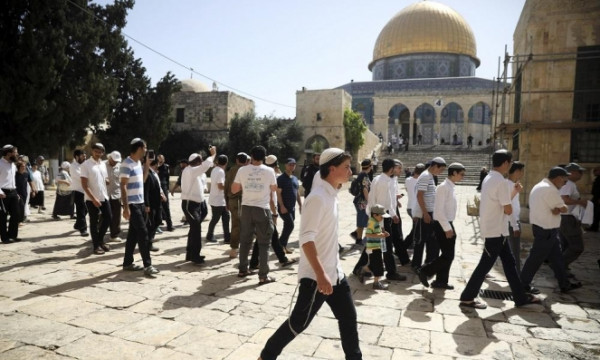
[108,151,122,162]
[565,162,585,172]
[319,148,344,165]
[370,204,391,218]
[286,158,296,164]
[548,166,570,179]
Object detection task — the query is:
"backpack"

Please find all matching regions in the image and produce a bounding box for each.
[349,176,361,197]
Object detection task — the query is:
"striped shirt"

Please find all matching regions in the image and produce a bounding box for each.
[413,170,436,218]
[119,157,144,204]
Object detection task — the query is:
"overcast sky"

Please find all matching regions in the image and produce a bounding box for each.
[92,0,527,118]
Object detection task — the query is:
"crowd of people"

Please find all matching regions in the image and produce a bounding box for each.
[1,141,599,360]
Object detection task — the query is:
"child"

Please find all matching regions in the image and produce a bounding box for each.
[30,163,45,213]
[360,204,391,290]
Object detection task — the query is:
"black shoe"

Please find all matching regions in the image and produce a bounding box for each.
[224,240,231,245]
[431,282,454,290]
[386,273,407,281]
[10,238,22,242]
[166,227,175,232]
[52,215,60,220]
[80,231,89,237]
[2,239,14,244]
[350,231,358,241]
[191,258,205,265]
[417,269,429,287]
[561,282,582,293]
[149,245,159,252]
[524,286,541,295]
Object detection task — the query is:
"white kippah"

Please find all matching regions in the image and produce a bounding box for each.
[319,148,344,165]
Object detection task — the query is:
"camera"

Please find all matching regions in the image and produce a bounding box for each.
[148,150,155,160]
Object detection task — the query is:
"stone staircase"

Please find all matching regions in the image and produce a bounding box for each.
[377,145,494,186]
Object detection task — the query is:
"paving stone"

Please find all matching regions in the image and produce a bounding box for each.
[391,348,454,360]
[484,321,531,343]
[356,304,401,327]
[174,307,229,326]
[111,316,192,346]
[223,342,263,360]
[62,285,146,308]
[0,344,73,359]
[548,302,589,318]
[357,323,383,345]
[56,333,155,359]
[443,314,486,337]
[0,339,19,353]
[529,326,600,345]
[554,315,600,332]
[213,314,270,337]
[68,307,146,334]
[16,295,103,323]
[430,331,513,359]
[202,297,242,312]
[314,338,392,359]
[524,338,578,359]
[378,326,430,352]
[127,299,188,319]
[302,315,341,339]
[168,325,243,358]
[399,310,444,332]
[146,347,196,360]
[0,313,90,348]
[506,311,558,327]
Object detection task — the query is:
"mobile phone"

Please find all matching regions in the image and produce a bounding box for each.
[148,150,155,160]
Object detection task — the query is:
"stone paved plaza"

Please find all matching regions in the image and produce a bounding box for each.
[0,185,599,359]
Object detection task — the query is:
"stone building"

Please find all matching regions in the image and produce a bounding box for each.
[296,0,496,161]
[171,79,254,138]
[501,0,600,196]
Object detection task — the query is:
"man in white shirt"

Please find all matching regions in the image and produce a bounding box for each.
[232,145,277,284]
[507,162,525,271]
[71,149,89,236]
[181,148,216,264]
[206,155,230,243]
[559,162,588,268]
[403,163,425,249]
[81,143,111,255]
[0,145,21,243]
[460,150,539,309]
[258,148,362,360]
[418,163,465,290]
[106,151,122,241]
[412,157,446,271]
[520,167,582,294]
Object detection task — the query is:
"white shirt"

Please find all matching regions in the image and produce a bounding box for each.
[70,160,84,193]
[529,178,566,229]
[405,176,418,211]
[80,158,108,202]
[31,170,44,192]
[507,179,521,231]
[181,157,214,203]
[208,166,226,207]
[479,170,511,238]
[413,170,436,218]
[105,161,121,200]
[298,181,344,283]
[367,173,397,217]
[433,178,457,232]
[559,180,580,215]
[0,158,17,195]
[234,164,277,209]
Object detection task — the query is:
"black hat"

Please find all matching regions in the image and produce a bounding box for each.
[361,159,372,168]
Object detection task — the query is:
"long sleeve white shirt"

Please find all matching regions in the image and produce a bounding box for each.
[433,178,457,232]
[0,158,17,195]
[367,173,397,218]
[181,157,214,203]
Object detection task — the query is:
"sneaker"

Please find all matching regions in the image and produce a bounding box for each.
[417,269,429,287]
[110,236,122,242]
[524,286,541,295]
[373,282,389,290]
[155,227,163,234]
[100,243,110,252]
[123,264,143,271]
[93,247,105,255]
[386,273,407,281]
[144,265,160,276]
[206,236,217,243]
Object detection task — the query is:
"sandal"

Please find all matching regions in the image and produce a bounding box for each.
[459,300,487,309]
[237,270,255,278]
[258,276,276,285]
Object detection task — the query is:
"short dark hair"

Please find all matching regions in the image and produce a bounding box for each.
[381,158,396,173]
[492,149,512,168]
[250,145,266,162]
[130,138,146,154]
[319,152,351,178]
[217,155,228,166]
[413,164,426,175]
[509,161,525,174]
[73,149,84,157]
[236,153,247,164]
[150,159,158,167]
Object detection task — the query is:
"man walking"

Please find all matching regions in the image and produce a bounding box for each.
[0,145,22,243]
[459,150,539,309]
[181,148,216,264]
[106,151,122,241]
[258,148,362,360]
[225,152,248,258]
[277,158,302,253]
[157,154,174,231]
[520,167,582,294]
[120,138,158,277]
[80,143,112,255]
[232,145,277,284]
[301,153,320,197]
[71,149,88,236]
[507,161,525,271]
[206,154,230,244]
[559,163,588,268]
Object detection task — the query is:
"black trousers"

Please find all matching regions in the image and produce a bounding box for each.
[109,198,121,238]
[391,206,410,265]
[182,199,203,262]
[0,189,20,242]
[123,203,152,268]
[411,212,439,268]
[86,199,112,248]
[206,205,230,242]
[354,217,399,277]
[420,222,455,285]
[73,191,87,232]
[260,277,362,360]
[146,206,162,243]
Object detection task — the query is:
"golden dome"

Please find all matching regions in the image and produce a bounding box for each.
[369,1,479,70]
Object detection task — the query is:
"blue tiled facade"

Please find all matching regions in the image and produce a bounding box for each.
[371,53,477,80]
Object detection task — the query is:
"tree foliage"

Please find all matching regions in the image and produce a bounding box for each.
[343,108,367,154]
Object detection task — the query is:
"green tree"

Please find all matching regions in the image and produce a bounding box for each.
[343,108,367,155]
[227,112,261,158]
[0,0,134,156]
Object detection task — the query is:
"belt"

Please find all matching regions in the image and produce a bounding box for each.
[1,188,16,193]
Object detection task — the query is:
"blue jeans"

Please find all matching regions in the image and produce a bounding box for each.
[260,277,362,360]
[278,209,295,247]
[460,236,528,306]
[521,225,570,290]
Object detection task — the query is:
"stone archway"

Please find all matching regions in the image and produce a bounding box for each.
[414,103,436,145]
[468,102,492,146]
[440,102,465,145]
[305,134,329,155]
[388,103,410,148]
